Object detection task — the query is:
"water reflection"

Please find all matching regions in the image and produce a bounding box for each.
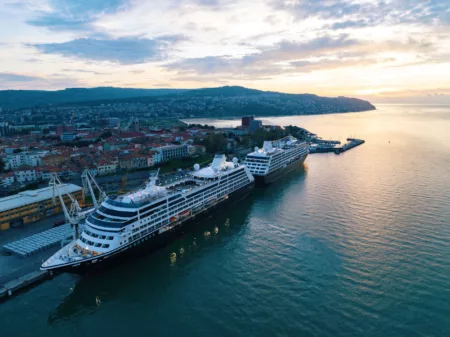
[47,193,258,324]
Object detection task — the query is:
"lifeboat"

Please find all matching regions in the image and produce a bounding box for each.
[179,210,191,218]
[169,216,178,223]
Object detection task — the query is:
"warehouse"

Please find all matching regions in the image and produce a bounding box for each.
[0,184,82,231]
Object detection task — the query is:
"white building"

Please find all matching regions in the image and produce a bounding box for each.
[14,167,37,184]
[6,154,24,169]
[157,145,188,162]
[6,151,48,169]
[96,161,117,176]
[149,151,162,164]
[0,172,14,187]
[24,151,48,167]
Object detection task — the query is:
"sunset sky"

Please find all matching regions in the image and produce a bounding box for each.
[1,0,449,103]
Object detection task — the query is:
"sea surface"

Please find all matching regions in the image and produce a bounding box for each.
[2,105,450,337]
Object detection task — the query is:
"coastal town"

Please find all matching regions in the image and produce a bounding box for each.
[0,113,314,226]
[0,102,366,300]
[0,111,318,299]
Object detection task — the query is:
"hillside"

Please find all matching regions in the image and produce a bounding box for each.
[0,87,187,110]
[0,86,376,116]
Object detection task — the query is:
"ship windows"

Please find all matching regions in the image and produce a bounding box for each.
[99,206,137,218]
[95,243,102,247]
[107,236,114,240]
[102,244,110,248]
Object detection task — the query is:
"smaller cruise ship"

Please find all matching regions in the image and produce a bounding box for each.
[244,136,308,184]
[41,155,254,273]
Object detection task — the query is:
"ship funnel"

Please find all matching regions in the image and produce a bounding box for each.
[263,141,273,152]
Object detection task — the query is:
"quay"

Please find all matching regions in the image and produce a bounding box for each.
[337,138,365,153]
[0,270,51,301]
[3,224,71,257]
[309,138,365,154]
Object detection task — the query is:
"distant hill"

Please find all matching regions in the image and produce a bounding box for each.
[0,87,187,110]
[0,86,376,115]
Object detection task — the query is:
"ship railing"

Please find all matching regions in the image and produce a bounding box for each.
[163,177,194,188]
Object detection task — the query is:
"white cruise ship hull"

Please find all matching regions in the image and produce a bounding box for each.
[41,182,254,274]
[254,152,307,185]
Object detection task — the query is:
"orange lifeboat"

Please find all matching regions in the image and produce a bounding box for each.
[179,210,191,218]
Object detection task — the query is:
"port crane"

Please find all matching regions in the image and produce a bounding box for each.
[81,169,106,209]
[49,174,95,246]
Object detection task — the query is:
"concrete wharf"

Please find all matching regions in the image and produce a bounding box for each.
[0,270,51,301]
[3,224,70,257]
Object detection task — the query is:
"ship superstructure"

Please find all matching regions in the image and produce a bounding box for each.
[244,136,308,184]
[41,155,254,272]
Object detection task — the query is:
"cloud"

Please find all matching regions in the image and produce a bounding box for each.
[0,72,82,89]
[290,58,380,72]
[29,35,185,64]
[360,87,450,104]
[61,68,109,75]
[0,72,41,82]
[27,0,130,31]
[273,0,450,27]
[165,34,361,78]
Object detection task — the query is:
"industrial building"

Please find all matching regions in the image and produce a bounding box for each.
[0,184,83,231]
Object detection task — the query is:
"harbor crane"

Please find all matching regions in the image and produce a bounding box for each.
[81,169,106,209]
[49,174,95,246]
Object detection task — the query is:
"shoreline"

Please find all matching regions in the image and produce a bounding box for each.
[181,108,377,123]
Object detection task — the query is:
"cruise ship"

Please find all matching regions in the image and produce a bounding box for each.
[41,155,254,273]
[244,136,308,184]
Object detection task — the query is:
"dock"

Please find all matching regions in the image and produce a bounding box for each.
[338,138,365,153]
[309,138,365,154]
[3,224,71,257]
[0,270,51,301]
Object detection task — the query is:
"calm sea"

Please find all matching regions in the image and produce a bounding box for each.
[1,105,450,337]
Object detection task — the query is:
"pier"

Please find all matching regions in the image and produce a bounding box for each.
[0,270,51,301]
[309,138,365,154]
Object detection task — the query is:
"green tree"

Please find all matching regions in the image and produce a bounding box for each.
[201,133,228,154]
[284,125,310,141]
[250,129,286,146]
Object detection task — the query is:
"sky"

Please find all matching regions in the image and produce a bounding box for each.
[0,0,449,103]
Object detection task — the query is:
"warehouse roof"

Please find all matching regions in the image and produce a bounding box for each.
[0,184,82,213]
